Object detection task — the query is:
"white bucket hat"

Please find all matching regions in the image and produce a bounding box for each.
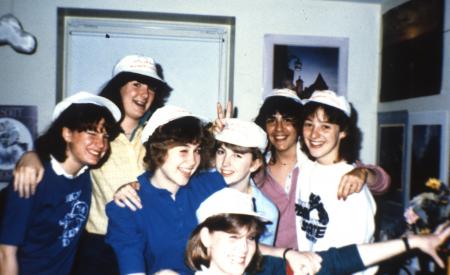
[196,188,270,223]
[263,88,302,104]
[141,105,202,144]
[52,91,121,122]
[112,54,165,83]
[302,90,351,117]
[214,118,267,153]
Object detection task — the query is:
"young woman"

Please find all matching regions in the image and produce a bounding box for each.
[12,54,172,274]
[213,118,278,245]
[295,90,376,274]
[252,88,389,249]
[187,188,450,275]
[0,92,120,275]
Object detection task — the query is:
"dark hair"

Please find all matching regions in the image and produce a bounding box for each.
[299,102,361,164]
[34,103,120,165]
[253,96,303,162]
[214,141,265,176]
[99,71,172,125]
[185,213,266,273]
[143,116,214,173]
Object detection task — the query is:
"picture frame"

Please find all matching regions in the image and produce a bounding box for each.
[263,34,348,99]
[406,111,449,198]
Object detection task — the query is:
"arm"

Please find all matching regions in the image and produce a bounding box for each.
[337,163,391,200]
[114,181,142,210]
[0,245,18,275]
[358,222,450,269]
[13,151,44,198]
[259,244,322,275]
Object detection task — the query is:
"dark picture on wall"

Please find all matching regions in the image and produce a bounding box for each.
[263,35,348,99]
[410,124,441,197]
[380,0,444,102]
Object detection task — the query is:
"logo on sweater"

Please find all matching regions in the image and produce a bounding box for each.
[58,191,88,247]
[295,193,329,242]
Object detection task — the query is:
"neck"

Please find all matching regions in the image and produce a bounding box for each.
[229,176,252,194]
[61,158,83,176]
[121,117,139,137]
[273,145,297,166]
[151,169,180,196]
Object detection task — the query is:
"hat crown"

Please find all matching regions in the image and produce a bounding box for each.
[303,90,351,117]
[263,88,302,104]
[214,118,267,153]
[112,54,165,83]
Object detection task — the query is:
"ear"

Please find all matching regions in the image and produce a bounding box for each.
[61,127,73,143]
[249,158,263,173]
[338,130,347,140]
[199,227,212,248]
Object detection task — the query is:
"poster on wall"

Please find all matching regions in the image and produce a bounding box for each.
[263,34,348,99]
[0,106,37,188]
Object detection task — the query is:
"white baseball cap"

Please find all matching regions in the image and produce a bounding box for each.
[215,118,267,153]
[141,105,201,144]
[196,188,270,223]
[52,91,121,122]
[302,90,351,117]
[263,88,302,104]
[112,54,165,83]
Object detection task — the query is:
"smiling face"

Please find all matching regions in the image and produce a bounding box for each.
[302,108,346,165]
[152,143,201,194]
[215,144,261,190]
[63,118,110,173]
[265,112,298,154]
[120,80,155,122]
[201,227,257,275]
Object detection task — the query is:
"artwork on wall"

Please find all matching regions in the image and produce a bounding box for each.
[407,111,449,198]
[263,34,348,99]
[0,106,37,188]
[380,0,444,102]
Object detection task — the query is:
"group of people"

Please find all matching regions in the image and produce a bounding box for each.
[0,54,448,275]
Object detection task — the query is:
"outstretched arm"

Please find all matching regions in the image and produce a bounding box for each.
[0,245,18,275]
[13,151,44,198]
[358,222,450,268]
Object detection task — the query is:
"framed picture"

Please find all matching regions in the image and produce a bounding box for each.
[380,0,444,101]
[407,111,449,198]
[263,34,348,99]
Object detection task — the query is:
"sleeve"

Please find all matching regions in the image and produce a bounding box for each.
[356,161,391,195]
[317,245,364,275]
[105,202,147,275]
[0,184,35,245]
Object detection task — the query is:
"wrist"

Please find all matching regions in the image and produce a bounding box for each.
[283,248,293,261]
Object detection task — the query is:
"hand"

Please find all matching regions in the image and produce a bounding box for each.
[410,221,450,268]
[13,152,44,198]
[114,181,142,211]
[211,101,232,134]
[337,167,368,200]
[285,250,322,275]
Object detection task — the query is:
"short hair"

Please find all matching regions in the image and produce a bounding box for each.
[99,71,172,124]
[185,213,266,273]
[34,103,119,165]
[253,96,303,163]
[143,116,214,173]
[299,102,361,164]
[214,141,265,176]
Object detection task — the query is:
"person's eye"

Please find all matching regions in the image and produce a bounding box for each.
[265,118,276,124]
[216,148,224,155]
[322,124,332,130]
[195,147,202,154]
[235,153,243,159]
[132,81,142,87]
[85,130,97,135]
[283,117,295,124]
[303,121,312,128]
[247,235,256,241]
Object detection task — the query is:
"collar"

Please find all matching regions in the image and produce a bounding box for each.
[50,155,88,179]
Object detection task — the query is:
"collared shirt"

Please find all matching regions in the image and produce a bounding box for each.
[86,127,146,234]
[50,156,88,179]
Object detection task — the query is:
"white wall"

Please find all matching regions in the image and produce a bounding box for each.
[0,0,382,162]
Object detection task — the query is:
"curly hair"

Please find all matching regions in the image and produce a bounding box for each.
[34,103,120,165]
[185,213,266,273]
[143,116,214,173]
[99,71,172,126]
[299,102,361,164]
[253,96,303,164]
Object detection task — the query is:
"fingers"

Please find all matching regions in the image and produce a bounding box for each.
[225,101,232,118]
[337,175,364,200]
[13,166,39,198]
[113,183,142,210]
[217,102,225,120]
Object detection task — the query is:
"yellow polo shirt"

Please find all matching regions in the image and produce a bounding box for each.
[85,127,146,235]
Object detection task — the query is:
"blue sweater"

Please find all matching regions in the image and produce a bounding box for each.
[106,170,226,275]
[0,161,92,275]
